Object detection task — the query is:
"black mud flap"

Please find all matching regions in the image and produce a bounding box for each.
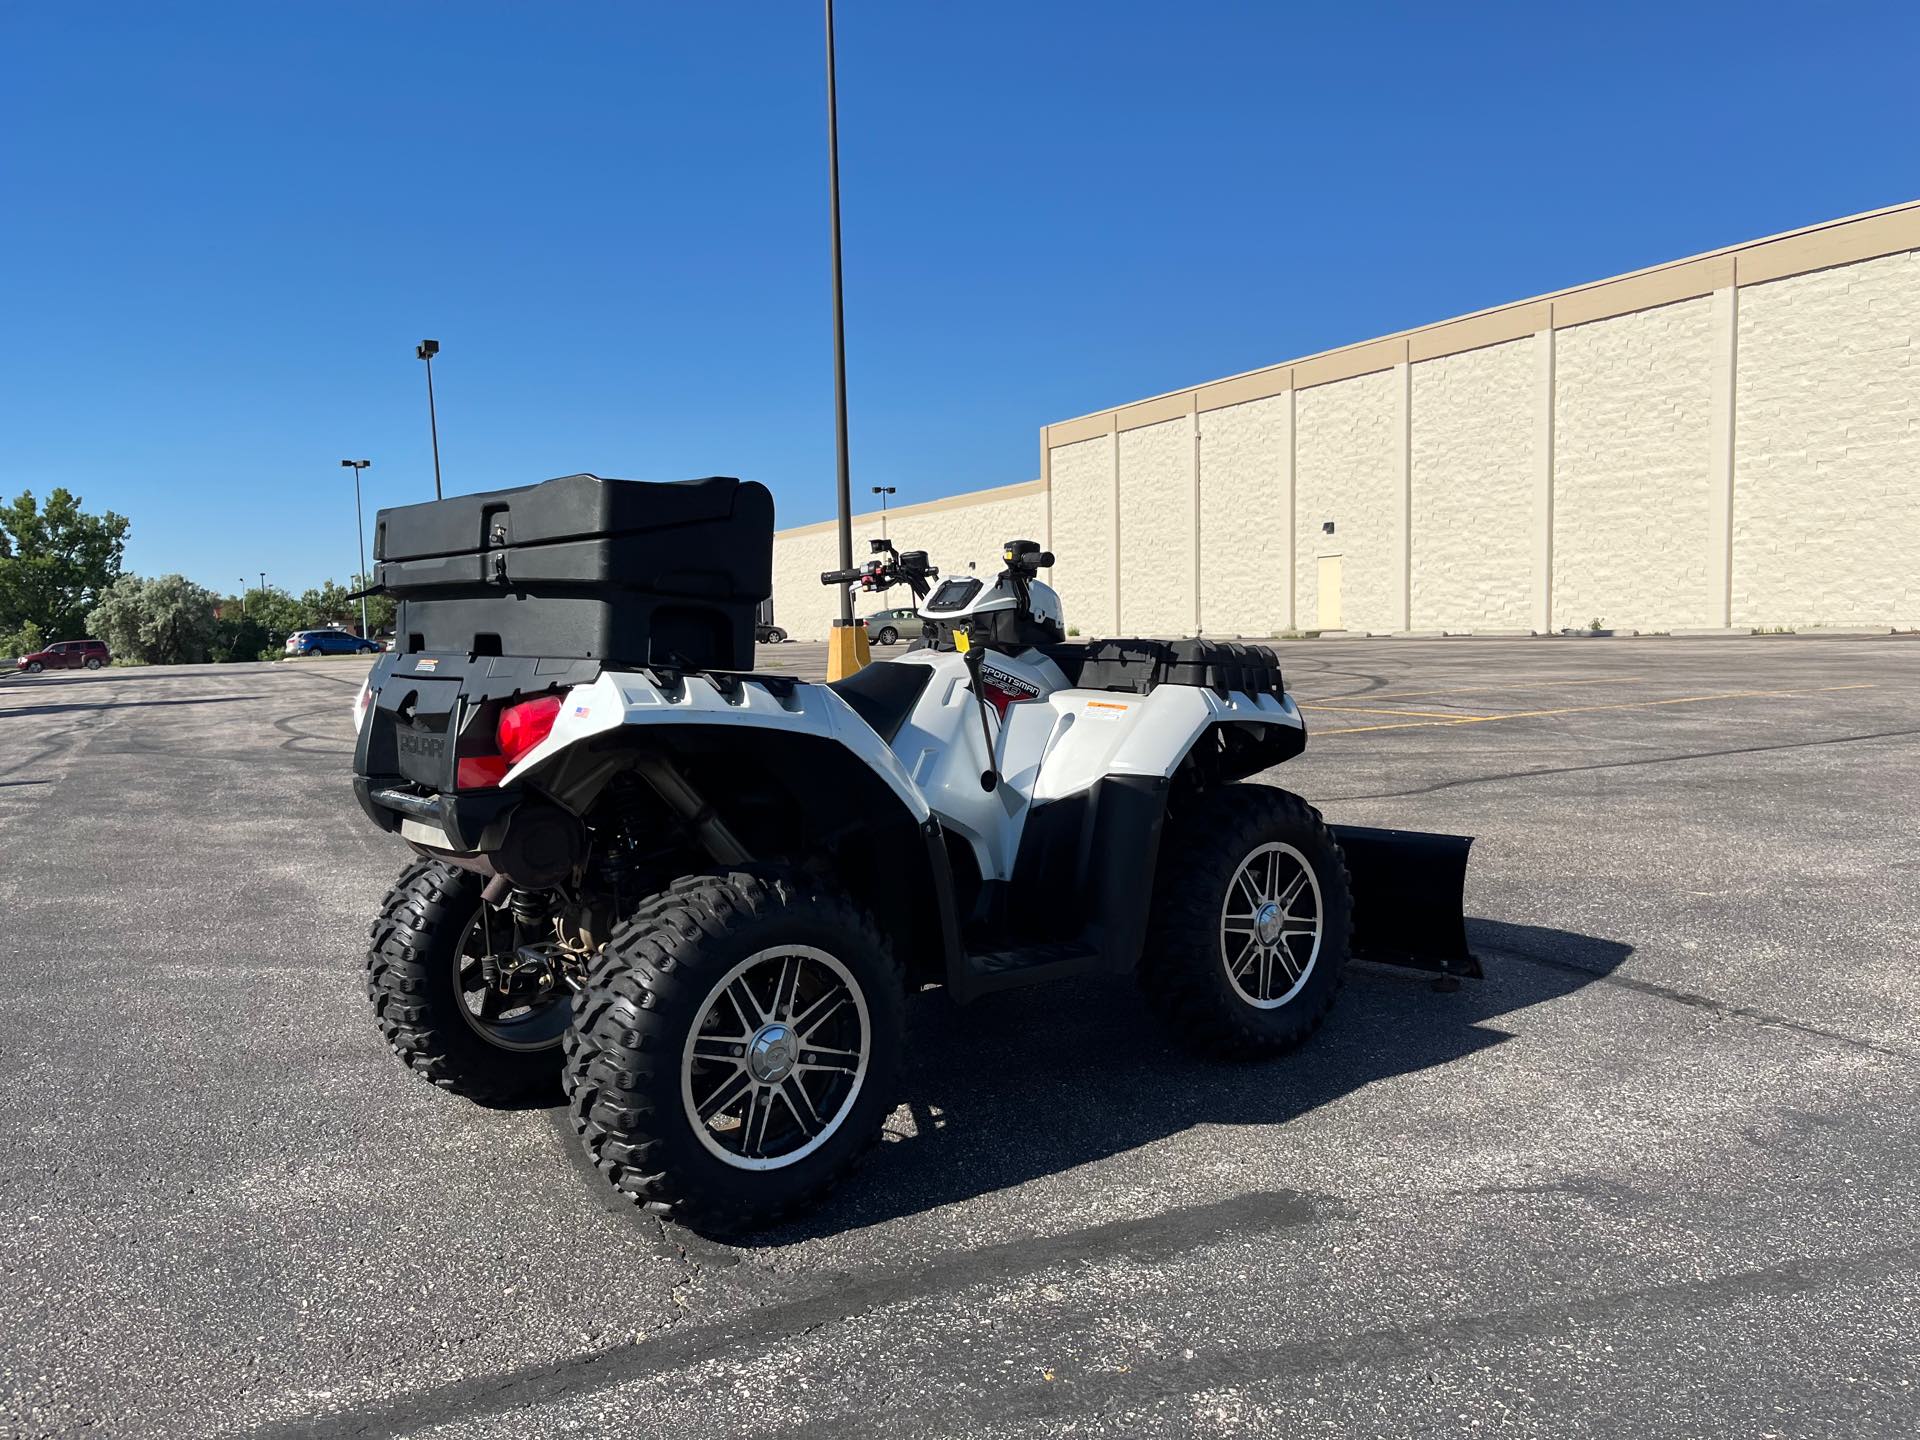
[1329,824,1480,979]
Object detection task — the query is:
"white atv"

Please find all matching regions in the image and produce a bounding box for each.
[350,473,1472,1231]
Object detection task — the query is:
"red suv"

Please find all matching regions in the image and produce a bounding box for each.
[16,638,111,673]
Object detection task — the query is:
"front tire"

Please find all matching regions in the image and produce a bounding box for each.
[365,859,568,1104]
[25,661,42,673]
[1140,785,1352,1058]
[565,871,904,1232]
[876,626,898,646]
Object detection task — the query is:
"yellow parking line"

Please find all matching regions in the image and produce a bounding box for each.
[1302,704,1501,721]
[1316,683,1874,735]
[1336,675,1648,703]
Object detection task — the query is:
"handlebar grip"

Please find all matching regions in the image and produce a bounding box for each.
[820,568,863,586]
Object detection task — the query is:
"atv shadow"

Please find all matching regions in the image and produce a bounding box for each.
[729,918,1633,1243]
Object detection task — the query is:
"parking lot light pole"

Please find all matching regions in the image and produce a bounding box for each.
[416,340,443,500]
[871,485,895,535]
[822,0,869,681]
[341,460,372,637]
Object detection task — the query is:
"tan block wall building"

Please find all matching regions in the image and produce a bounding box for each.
[770,202,1920,640]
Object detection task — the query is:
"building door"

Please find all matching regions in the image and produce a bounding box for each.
[1316,555,1342,630]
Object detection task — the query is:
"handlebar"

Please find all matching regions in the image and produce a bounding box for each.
[822,540,940,600]
[1000,540,1053,576]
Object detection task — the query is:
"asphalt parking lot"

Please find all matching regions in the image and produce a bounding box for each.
[4,636,1919,1438]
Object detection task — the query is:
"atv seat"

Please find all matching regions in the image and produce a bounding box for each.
[828,661,935,744]
[1039,638,1284,700]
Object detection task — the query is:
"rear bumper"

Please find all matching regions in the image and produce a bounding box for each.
[353,776,521,853]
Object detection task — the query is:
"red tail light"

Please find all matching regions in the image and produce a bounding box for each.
[496,694,562,765]
[456,755,510,789]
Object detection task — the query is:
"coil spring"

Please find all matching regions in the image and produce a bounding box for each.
[508,888,559,927]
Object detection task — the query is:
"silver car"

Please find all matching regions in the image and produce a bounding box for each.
[862,606,922,647]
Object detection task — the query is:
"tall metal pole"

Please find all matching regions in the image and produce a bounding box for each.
[825,0,854,626]
[423,353,444,501]
[342,460,372,637]
[353,471,370,637]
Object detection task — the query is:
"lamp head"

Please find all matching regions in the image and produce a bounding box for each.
[417,339,440,360]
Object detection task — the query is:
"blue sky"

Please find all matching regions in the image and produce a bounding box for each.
[2,1,1915,594]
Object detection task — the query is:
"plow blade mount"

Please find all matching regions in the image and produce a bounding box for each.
[1329,824,1479,979]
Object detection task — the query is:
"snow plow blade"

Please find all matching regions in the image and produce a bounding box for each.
[1329,824,1479,979]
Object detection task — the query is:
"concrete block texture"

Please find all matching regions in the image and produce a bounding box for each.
[1410,337,1536,633]
[1047,434,1117,635]
[1198,393,1290,636]
[1295,369,1400,633]
[1732,251,1920,629]
[1116,417,1195,636]
[769,488,1046,642]
[1552,297,1716,632]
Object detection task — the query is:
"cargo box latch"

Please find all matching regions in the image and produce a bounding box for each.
[486,512,510,585]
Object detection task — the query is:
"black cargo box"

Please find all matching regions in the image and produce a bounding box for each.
[372,473,774,672]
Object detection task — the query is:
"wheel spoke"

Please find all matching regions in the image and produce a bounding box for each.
[779,1076,821,1137]
[691,1034,746,1062]
[772,954,804,1022]
[1233,867,1265,913]
[696,1067,751,1123]
[1274,942,1302,983]
[727,977,769,1029]
[1255,947,1273,1000]
[797,1044,861,1075]
[1277,869,1310,911]
[1264,848,1281,903]
[1225,931,1259,977]
[741,1085,777,1158]
[792,987,850,1039]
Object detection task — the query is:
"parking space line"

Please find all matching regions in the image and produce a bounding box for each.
[1326,675,1648,703]
[1316,684,1875,735]
[1302,704,1502,721]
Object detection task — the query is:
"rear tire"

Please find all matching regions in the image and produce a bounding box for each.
[564,871,904,1233]
[1140,785,1351,1059]
[84,657,104,670]
[876,627,898,646]
[365,859,566,1105]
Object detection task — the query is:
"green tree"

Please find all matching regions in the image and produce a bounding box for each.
[241,586,306,645]
[299,579,356,629]
[353,572,396,636]
[210,610,271,663]
[0,488,131,640]
[1,618,45,661]
[88,574,219,664]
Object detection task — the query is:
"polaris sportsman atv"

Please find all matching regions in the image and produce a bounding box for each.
[350,472,1473,1231]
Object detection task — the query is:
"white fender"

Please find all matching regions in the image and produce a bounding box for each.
[1031,685,1303,803]
[502,670,933,824]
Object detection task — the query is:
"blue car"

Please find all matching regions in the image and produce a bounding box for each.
[285,628,382,656]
